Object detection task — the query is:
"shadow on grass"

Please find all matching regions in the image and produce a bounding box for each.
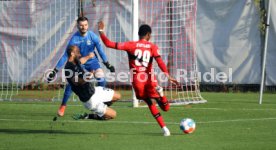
[0,128,184,137]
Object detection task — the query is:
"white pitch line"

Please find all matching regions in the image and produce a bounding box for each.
[197,118,276,124]
[181,108,276,111]
[1,117,276,125]
[1,103,276,111]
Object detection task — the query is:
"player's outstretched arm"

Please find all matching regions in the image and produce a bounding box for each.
[79,52,95,64]
[46,52,68,82]
[98,21,117,48]
[98,21,129,51]
[155,56,178,85]
[93,32,108,63]
[92,33,115,72]
[55,52,68,70]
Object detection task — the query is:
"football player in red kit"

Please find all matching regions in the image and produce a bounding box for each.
[98,21,178,136]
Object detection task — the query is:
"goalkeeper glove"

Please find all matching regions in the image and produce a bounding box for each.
[47,68,58,82]
[103,61,115,72]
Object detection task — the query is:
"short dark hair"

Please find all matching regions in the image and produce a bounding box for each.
[77,16,88,24]
[67,45,78,57]
[138,24,152,37]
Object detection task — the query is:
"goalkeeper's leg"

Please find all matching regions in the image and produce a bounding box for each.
[96,77,106,87]
[94,69,106,87]
[91,67,106,87]
[57,84,72,116]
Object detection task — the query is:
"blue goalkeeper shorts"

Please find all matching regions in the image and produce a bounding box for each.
[83,60,101,72]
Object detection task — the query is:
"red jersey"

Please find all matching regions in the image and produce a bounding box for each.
[100,33,169,76]
[100,33,169,99]
[119,40,160,75]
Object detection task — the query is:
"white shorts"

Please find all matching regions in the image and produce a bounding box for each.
[83,87,114,117]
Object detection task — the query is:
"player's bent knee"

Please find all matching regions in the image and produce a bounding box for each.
[104,107,117,119]
[162,106,170,112]
[111,111,117,119]
[160,103,170,112]
[112,91,121,101]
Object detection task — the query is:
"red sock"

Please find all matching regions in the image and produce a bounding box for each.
[148,103,166,128]
[160,96,170,111]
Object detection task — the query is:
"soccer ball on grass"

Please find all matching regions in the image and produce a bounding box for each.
[180,118,196,134]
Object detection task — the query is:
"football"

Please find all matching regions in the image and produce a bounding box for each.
[180,118,196,134]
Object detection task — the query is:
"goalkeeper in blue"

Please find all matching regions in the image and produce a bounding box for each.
[47,16,115,117]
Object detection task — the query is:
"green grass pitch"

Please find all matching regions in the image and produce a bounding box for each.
[0,92,276,150]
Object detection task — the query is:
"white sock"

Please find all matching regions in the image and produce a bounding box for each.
[162,126,171,136]
[156,86,164,97]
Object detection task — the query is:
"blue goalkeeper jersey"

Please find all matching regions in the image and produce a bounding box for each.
[55,31,108,70]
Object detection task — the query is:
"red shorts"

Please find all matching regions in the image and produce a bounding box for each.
[132,74,159,100]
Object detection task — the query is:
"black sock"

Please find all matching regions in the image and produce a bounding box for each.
[104,101,113,107]
[87,113,106,120]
